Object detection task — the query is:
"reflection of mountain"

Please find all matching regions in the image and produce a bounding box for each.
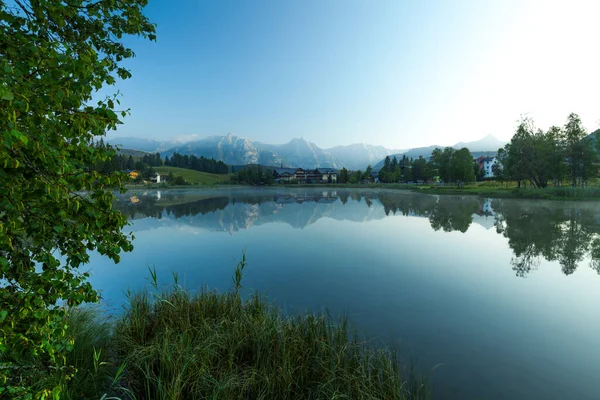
[115,189,600,278]
[116,190,388,233]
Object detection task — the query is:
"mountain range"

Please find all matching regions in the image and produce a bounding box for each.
[108,133,506,171]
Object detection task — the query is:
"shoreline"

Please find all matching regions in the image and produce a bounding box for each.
[124,182,600,201]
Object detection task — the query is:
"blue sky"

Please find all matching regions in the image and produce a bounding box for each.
[107,0,600,149]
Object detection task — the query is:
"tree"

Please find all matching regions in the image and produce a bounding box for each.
[363,165,373,181]
[564,113,590,187]
[339,167,349,184]
[127,155,135,170]
[451,148,476,184]
[403,165,413,182]
[0,1,155,397]
[382,156,391,173]
[393,165,402,183]
[390,156,398,170]
[502,117,577,189]
[378,168,386,183]
[431,147,454,183]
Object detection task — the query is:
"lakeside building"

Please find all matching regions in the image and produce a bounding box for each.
[273,167,339,184]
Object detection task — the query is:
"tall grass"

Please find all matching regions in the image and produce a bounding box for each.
[39,258,430,399]
[114,261,429,399]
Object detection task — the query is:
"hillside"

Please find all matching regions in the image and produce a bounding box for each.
[154,166,231,185]
[117,148,150,158]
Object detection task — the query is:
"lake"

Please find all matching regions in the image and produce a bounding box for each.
[87,188,600,400]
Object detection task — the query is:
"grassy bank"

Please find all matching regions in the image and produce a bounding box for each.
[34,264,429,400]
[154,166,231,185]
[282,181,600,200]
[412,183,600,200]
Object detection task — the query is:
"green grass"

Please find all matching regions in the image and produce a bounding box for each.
[43,261,430,400]
[154,166,231,185]
[280,181,600,201]
[413,182,600,200]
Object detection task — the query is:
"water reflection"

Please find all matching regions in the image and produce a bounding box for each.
[115,189,600,277]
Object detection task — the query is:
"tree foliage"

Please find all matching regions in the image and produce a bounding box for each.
[500,114,597,188]
[430,147,475,184]
[0,0,154,397]
[232,165,275,185]
[166,152,228,174]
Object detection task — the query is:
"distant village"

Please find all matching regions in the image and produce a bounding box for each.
[124,154,499,185]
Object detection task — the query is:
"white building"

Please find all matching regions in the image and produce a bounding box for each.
[482,157,498,178]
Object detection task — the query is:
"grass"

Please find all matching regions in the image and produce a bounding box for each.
[281,180,600,201]
[42,260,429,400]
[413,181,600,200]
[154,166,231,185]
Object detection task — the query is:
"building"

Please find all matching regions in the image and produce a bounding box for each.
[149,172,169,184]
[124,169,139,180]
[482,157,497,178]
[315,168,338,183]
[273,168,299,183]
[273,167,339,184]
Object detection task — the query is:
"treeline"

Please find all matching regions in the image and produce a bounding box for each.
[497,113,599,188]
[90,141,157,179]
[165,153,228,174]
[338,147,479,184]
[231,165,275,185]
[338,166,374,183]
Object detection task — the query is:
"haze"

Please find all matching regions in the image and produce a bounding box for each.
[108,0,600,149]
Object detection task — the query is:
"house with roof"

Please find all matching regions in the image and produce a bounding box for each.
[124,169,140,180]
[474,156,498,178]
[149,172,169,184]
[482,157,497,178]
[273,167,339,183]
[273,168,299,183]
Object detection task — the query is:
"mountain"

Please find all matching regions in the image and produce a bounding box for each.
[584,129,600,147]
[107,137,183,153]
[161,134,341,169]
[117,148,150,158]
[162,134,271,165]
[373,135,507,170]
[258,138,340,168]
[453,134,507,152]
[108,133,507,171]
[326,144,406,171]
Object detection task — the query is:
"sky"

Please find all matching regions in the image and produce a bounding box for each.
[106,0,600,150]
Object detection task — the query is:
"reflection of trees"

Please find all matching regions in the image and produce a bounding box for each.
[115,190,600,278]
[428,197,479,233]
[377,193,479,233]
[492,200,600,277]
[165,197,230,219]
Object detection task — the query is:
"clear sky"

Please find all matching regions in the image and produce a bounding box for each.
[107,0,600,149]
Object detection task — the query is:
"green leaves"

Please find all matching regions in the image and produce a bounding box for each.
[0,89,13,101]
[1,0,154,396]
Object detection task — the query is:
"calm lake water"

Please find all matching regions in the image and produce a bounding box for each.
[88,188,600,400]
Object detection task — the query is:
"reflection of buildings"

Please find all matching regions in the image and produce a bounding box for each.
[274,192,338,204]
[471,198,495,230]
